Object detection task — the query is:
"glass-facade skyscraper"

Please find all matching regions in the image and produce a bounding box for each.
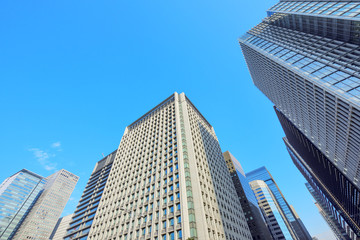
[13,169,79,240]
[249,180,296,240]
[223,151,272,240]
[64,150,117,240]
[247,167,311,240]
[0,169,45,240]
[240,0,360,238]
[276,107,358,239]
[85,92,252,240]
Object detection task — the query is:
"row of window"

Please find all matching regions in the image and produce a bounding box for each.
[269,1,360,18]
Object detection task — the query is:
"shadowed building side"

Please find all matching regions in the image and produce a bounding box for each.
[223,151,273,240]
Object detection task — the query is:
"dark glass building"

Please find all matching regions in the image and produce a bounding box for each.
[276,107,359,239]
[240,0,360,238]
[223,151,273,240]
[64,150,117,240]
[247,167,312,240]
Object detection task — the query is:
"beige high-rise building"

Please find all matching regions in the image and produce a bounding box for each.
[50,214,74,240]
[87,92,252,240]
[14,169,79,240]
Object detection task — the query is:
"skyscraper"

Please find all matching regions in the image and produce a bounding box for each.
[0,169,45,240]
[64,150,117,240]
[50,214,74,240]
[249,180,296,240]
[247,167,311,240]
[223,151,272,240]
[14,169,79,240]
[86,92,252,240]
[278,108,357,239]
[239,0,360,238]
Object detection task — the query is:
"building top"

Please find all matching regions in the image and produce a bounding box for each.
[8,169,44,180]
[128,93,176,130]
[127,92,212,131]
[223,151,246,176]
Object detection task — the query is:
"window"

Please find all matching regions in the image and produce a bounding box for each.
[177,230,182,239]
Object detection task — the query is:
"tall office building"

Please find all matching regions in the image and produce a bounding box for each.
[64,150,117,240]
[240,0,360,237]
[50,214,74,240]
[223,151,272,240]
[247,167,311,240]
[14,169,79,240]
[86,92,252,240]
[0,169,45,240]
[278,108,356,239]
[250,180,296,240]
[306,183,348,240]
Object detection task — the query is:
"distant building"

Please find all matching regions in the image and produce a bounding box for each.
[247,167,311,240]
[223,151,272,240]
[64,150,117,240]
[289,205,312,240]
[0,169,45,239]
[50,214,74,240]
[250,180,296,240]
[14,169,79,240]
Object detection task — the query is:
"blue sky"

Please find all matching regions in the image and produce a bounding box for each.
[1,0,335,239]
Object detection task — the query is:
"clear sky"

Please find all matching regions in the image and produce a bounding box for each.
[1,0,335,239]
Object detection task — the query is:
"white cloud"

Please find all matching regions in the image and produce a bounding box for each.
[51,142,61,148]
[28,148,57,171]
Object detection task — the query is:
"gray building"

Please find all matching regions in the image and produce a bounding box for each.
[14,169,79,240]
[50,214,74,240]
[0,169,45,240]
[240,0,360,237]
[223,151,272,240]
[86,92,252,240]
[64,150,117,240]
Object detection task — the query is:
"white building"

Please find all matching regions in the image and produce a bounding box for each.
[87,92,252,240]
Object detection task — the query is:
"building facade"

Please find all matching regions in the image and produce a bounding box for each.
[289,206,312,240]
[249,180,295,240]
[14,169,79,240]
[239,0,360,236]
[50,214,74,240]
[276,107,357,239]
[223,151,272,240]
[0,169,45,240]
[86,92,252,240]
[64,150,117,240]
[247,167,311,240]
[306,183,348,240]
